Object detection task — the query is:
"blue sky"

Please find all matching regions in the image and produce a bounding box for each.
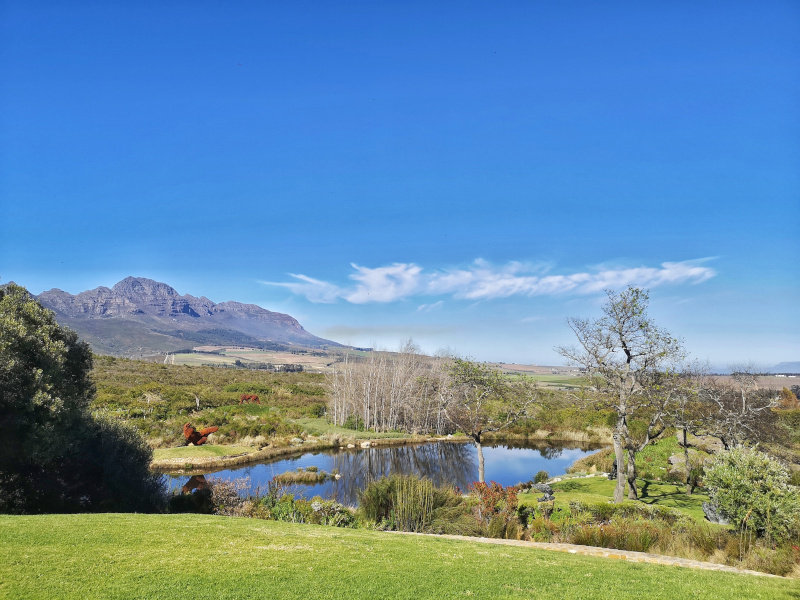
[1,1,798,367]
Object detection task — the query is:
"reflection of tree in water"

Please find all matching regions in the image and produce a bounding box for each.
[327,443,476,505]
[538,445,563,460]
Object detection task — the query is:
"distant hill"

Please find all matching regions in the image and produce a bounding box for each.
[709,362,800,375]
[768,362,800,374]
[35,276,339,357]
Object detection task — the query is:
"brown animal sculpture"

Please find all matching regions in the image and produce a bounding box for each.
[183,423,219,446]
[239,394,260,404]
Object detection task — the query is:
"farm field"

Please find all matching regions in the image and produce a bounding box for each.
[168,346,343,372]
[1,514,795,600]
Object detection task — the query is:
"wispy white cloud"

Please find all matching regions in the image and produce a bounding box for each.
[263,258,716,304]
[345,263,422,303]
[417,300,445,312]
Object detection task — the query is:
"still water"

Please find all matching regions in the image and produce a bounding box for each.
[165,440,603,505]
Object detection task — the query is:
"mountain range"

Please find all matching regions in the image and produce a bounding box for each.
[35,277,339,357]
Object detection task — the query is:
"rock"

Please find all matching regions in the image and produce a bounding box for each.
[290,437,304,445]
[608,459,618,480]
[702,502,729,525]
[347,444,355,448]
[360,441,371,448]
[531,482,554,502]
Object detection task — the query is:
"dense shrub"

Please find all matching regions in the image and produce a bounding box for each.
[0,285,165,514]
[469,481,523,539]
[704,446,800,543]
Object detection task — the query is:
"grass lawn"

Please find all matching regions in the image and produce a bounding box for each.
[1,514,796,600]
[153,445,258,460]
[520,475,711,522]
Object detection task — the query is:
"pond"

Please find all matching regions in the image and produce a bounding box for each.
[165,440,604,506]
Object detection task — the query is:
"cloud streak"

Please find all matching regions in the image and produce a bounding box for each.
[264,259,716,304]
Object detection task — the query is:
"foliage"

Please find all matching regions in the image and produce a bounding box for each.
[447,358,539,482]
[519,496,799,575]
[0,284,164,513]
[469,480,522,539]
[704,446,800,543]
[359,474,473,534]
[534,470,549,484]
[91,355,325,446]
[272,467,330,484]
[252,479,355,527]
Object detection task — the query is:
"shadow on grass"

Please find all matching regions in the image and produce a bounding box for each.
[636,480,709,516]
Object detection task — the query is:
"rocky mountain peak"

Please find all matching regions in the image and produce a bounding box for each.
[35,276,338,355]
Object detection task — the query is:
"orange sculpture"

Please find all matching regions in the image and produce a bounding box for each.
[239,394,260,404]
[183,423,219,445]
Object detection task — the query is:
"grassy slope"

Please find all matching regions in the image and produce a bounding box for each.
[524,476,712,522]
[1,515,796,600]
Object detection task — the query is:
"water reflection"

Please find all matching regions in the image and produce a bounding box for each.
[181,475,207,494]
[167,440,602,506]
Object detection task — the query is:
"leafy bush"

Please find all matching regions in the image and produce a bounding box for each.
[469,481,523,539]
[534,470,549,484]
[704,446,800,543]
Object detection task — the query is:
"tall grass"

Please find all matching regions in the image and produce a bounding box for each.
[394,475,435,532]
[359,474,479,535]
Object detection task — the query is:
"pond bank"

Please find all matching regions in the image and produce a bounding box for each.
[151,428,612,473]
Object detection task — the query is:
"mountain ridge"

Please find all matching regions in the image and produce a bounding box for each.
[35,276,338,357]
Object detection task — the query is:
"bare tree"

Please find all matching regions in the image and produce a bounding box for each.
[703,365,780,450]
[663,362,713,494]
[326,341,450,434]
[556,288,684,502]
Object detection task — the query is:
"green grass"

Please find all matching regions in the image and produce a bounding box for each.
[526,374,590,389]
[153,445,257,460]
[521,475,711,522]
[1,514,795,600]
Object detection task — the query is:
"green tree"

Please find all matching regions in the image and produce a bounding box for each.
[0,283,165,513]
[556,288,684,502]
[445,358,538,483]
[704,446,800,543]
